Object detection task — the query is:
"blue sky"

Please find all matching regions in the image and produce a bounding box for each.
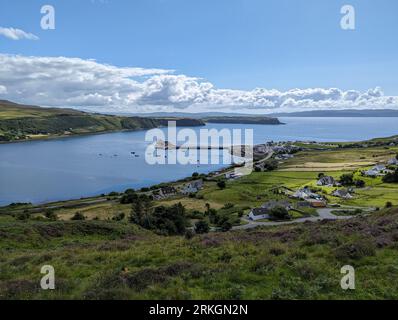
[0,0,397,113]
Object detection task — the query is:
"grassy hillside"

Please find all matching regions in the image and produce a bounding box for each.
[0,100,204,142]
[1,207,398,299]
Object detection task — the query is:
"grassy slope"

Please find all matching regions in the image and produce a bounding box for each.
[1,207,398,299]
[0,100,204,142]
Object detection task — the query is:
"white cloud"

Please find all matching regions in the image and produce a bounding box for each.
[0,27,39,40]
[0,54,397,113]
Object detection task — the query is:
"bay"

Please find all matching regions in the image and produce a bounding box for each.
[0,117,397,206]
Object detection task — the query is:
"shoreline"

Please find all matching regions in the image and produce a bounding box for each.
[0,121,287,145]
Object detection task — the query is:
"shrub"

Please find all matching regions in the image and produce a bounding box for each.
[269,245,285,256]
[112,212,125,221]
[45,210,58,221]
[194,221,210,234]
[385,202,393,208]
[218,251,232,263]
[251,255,275,273]
[222,203,234,209]
[15,212,30,221]
[184,230,194,240]
[217,181,226,189]
[334,239,376,261]
[187,210,204,219]
[71,212,86,221]
[220,221,232,232]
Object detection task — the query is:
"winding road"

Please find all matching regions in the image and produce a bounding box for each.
[233,207,372,230]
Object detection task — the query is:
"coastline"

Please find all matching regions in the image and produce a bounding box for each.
[0,127,150,145]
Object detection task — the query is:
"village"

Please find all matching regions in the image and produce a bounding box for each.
[144,139,398,227]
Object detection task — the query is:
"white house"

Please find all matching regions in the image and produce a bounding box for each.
[181,180,203,194]
[152,186,178,200]
[364,164,386,177]
[248,208,270,221]
[317,176,337,187]
[388,158,398,165]
[364,169,379,177]
[225,172,244,180]
[332,189,353,199]
[374,164,386,172]
[292,187,322,200]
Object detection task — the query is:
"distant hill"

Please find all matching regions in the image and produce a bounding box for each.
[268,109,398,117]
[203,116,283,125]
[127,112,283,124]
[129,109,398,118]
[0,100,204,142]
[124,111,260,119]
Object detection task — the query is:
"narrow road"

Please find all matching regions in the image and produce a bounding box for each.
[233,207,371,230]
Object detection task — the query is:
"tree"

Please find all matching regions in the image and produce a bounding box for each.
[269,206,290,221]
[150,203,188,235]
[217,181,226,189]
[194,221,210,234]
[340,173,354,186]
[263,160,278,171]
[205,203,211,215]
[385,201,393,208]
[208,209,219,224]
[383,169,398,183]
[355,179,366,188]
[129,194,152,223]
[318,172,325,179]
[131,202,188,236]
[120,191,138,204]
[192,172,199,178]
